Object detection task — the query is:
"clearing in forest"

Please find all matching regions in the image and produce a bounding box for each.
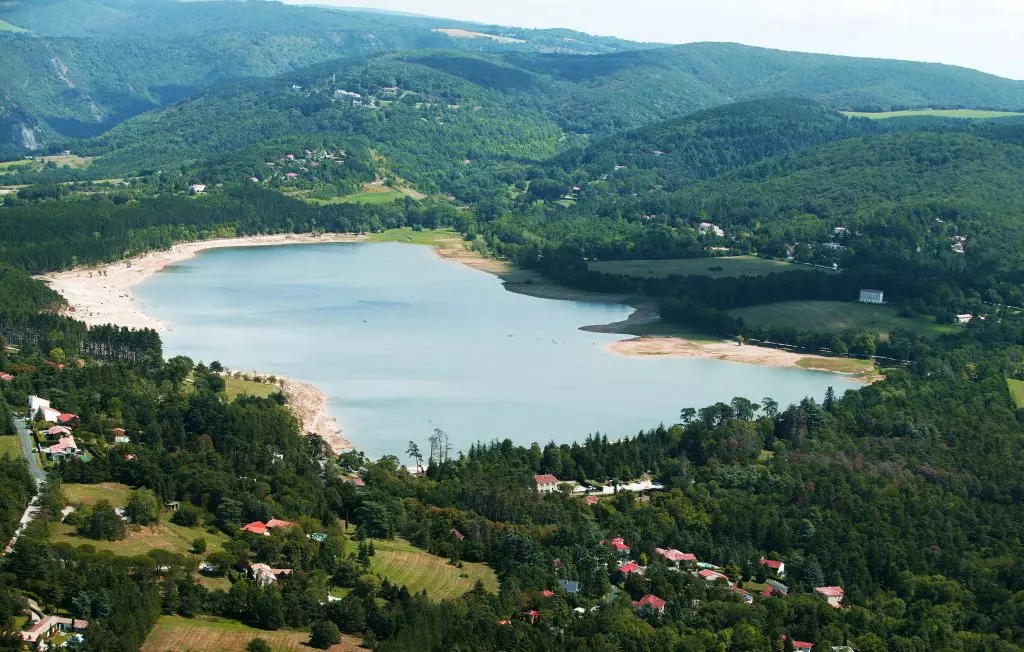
[730,301,959,337]
[589,256,825,279]
[432,28,525,43]
[843,109,1024,120]
[1006,378,1024,408]
[142,616,361,651]
[55,483,230,556]
[367,537,498,600]
[223,376,279,400]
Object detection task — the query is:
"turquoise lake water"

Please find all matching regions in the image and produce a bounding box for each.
[134,242,858,458]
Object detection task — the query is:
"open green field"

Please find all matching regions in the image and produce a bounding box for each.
[1007,379,1024,408]
[56,483,229,556]
[338,189,405,204]
[368,537,498,600]
[589,256,829,279]
[367,227,461,246]
[142,616,361,652]
[0,435,22,459]
[730,301,960,338]
[64,482,133,507]
[844,109,1024,120]
[796,356,877,376]
[0,19,25,32]
[223,376,278,400]
[0,154,93,174]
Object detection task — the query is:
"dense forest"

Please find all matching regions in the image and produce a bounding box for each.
[0,1,1023,650]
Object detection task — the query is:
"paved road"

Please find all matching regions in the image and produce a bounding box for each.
[13,417,44,484]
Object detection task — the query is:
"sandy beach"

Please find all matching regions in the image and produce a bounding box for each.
[42,233,365,332]
[610,337,880,383]
[42,233,364,452]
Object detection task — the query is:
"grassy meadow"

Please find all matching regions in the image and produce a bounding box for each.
[0,435,22,459]
[142,616,361,652]
[223,376,279,400]
[55,483,229,556]
[368,537,498,600]
[367,227,462,246]
[730,301,959,338]
[589,256,821,279]
[0,19,25,32]
[1006,379,1024,408]
[844,109,1024,120]
[0,154,93,174]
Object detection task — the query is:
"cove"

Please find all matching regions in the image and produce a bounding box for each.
[134,242,858,458]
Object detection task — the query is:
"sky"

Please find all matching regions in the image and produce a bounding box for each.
[284,0,1024,80]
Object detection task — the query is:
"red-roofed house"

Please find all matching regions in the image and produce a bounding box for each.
[496,619,511,626]
[814,586,844,607]
[242,521,269,536]
[781,635,814,650]
[585,495,599,505]
[541,589,554,598]
[46,425,72,437]
[599,536,631,556]
[618,560,643,576]
[46,436,80,461]
[698,569,728,583]
[0,372,13,381]
[20,616,87,645]
[250,562,293,587]
[342,476,365,487]
[632,594,666,613]
[655,547,697,566]
[57,413,78,425]
[450,528,465,541]
[759,557,786,577]
[266,519,297,530]
[521,609,539,624]
[534,474,560,493]
[730,585,754,604]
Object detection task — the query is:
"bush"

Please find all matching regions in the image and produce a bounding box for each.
[246,638,272,652]
[309,620,341,649]
[171,504,200,527]
[191,537,207,554]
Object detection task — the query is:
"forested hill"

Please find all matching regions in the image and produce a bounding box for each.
[75,45,1024,185]
[0,0,645,153]
[556,98,887,188]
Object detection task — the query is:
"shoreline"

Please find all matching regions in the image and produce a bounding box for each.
[40,231,878,454]
[41,233,366,332]
[41,233,365,453]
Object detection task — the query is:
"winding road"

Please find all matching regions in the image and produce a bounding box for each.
[2,417,45,557]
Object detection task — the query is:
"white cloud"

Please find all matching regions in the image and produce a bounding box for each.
[284,0,1024,79]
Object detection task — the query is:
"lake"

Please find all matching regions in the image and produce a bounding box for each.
[135,242,858,458]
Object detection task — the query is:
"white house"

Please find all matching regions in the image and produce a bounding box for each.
[814,585,845,607]
[859,289,884,304]
[250,562,292,587]
[188,184,206,194]
[534,474,560,494]
[28,396,61,423]
[956,314,973,324]
[759,557,786,577]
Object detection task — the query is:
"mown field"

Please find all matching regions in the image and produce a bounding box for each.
[55,483,229,556]
[367,227,462,245]
[223,376,279,400]
[589,256,825,279]
[0,434,22,459]
[1007,378,1024,408]
[843,109,1024,120]
[0,154,93,173]
[730,301,959,337]
[368,537,498,600]
[142,616,361,652]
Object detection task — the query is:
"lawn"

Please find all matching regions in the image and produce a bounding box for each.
[64,482,133,507]
[367,227,461,246]
[368,537,498,601]
[0,435,22,459]
[589,256,829,280]
[730,301,959,338]
[795,356,877,376]
[57,483,230,556]
[142,615,361,652]
[338,189,406,205]
[223,376,279,400]
[0,19,25,32]
[1007,379,1024,408]
[844,109,1024,120]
